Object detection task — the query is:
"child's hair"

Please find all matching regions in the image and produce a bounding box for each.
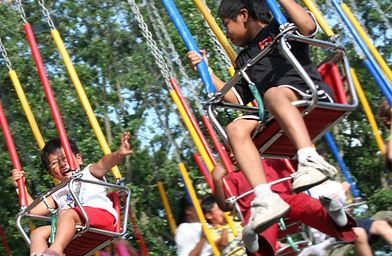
[218,0,272,24]
[378,98,391,128]
[41,137,80,171]
[201,195,216,224]
[177,195,194,225]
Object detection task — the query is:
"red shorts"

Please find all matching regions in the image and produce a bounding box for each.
[73,206,115,231]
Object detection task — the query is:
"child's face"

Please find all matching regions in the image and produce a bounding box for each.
[208,203,226,226]
[222,17,248,47]
[47,148,83,182]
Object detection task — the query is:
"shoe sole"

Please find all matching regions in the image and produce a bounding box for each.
[293,175,328,194]
[252,205,291,234]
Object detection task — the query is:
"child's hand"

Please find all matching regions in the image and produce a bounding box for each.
[118,132,133,157]
[186,50,209,72]
[212,164,227,181]
[12,169,24,188]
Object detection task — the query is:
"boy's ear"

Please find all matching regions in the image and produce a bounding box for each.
[205,212,213,221]
[238,8,249,23]
[75,153,83,165]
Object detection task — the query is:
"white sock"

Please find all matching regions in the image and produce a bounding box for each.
[297,147,318,162]
[253,184,272,198]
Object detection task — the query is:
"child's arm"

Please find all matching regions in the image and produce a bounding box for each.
[212,164,233,212]
[90,132,133,179]
[278,0,316,36]
[11,169,54,215]
[186,50,240,104]
[214,222,229,248]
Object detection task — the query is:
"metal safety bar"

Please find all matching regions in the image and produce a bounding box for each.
[16,174,131,246]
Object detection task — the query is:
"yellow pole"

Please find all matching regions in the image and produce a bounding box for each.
[170,90,215,171]
[157,181,177,235]
[192,0,237,65]
[9,70,45,150]
[351,68,385,154]
[9,70,61,185]
[178,163,220,256]
[50,29,122,179]
[342,4,392,84]
[302,0,335,38]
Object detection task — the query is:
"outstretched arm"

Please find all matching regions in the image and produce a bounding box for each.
[186,50,239,104]
[90,132,133,179]
[212,164,233,212]
[278,0,316,36]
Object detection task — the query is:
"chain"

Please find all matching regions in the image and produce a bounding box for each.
[148,1,205,112]
[0,37,12,71]
[127,0,172,87]
[14,0,28,24]
[200,0,232,69]
[37,0,56,30]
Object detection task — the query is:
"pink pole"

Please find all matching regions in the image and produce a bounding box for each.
[0,101,28,206]
[193,153,214,193]
[170,78,218,166]
[24,23,77,171]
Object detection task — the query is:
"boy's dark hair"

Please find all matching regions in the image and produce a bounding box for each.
[201,195,216,224]
[177,195,194,225]
[218,0,272,24]
[41,137,80,171]
[378,98,391,128]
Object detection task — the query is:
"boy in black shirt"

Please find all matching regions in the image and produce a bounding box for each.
[187,0,337,234]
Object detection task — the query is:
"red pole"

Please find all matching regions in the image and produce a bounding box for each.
[202,116,235,173]
[23,23,77,171]
[193,153,214,193]
[128,207,149,256]
[0,101,28,206]
[170,78,218,166]
[0,226,10,256]
[283,159,296,174]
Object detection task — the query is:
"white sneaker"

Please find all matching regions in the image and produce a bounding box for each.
[249,194,290,234]
[292,155,337,193]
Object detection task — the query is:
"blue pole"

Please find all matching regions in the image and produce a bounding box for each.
[161,0,216,93]
[324,132,360,198]
[265,0,287,25]
[332,0,392,98]
[364,60,392,106]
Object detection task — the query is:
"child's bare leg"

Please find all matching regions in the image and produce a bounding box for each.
[225,119,267,188]
[30,226,51,254]
[263,87,312,150]
[49,209,82,254]
[264,87,337,193]
[226,118,290,233]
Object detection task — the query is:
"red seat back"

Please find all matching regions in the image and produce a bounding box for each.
[64,192,121,256]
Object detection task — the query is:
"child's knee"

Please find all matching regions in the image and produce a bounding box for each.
[225,120,257,140]
[371,220,391,235]
[30,226,50,242]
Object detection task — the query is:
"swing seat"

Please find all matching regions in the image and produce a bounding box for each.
[252,61,355,159]
[16,176,131,256]
[64,192,121,256]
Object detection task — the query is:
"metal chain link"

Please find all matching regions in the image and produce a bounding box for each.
[0,37,12,71]
[200,0,233,69]
[37,0,56,30]
[148,1,204,112]
[14,0,28,24]
[127,0,172,87]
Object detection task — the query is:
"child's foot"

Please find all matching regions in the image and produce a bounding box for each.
[242,225,259,253]
[292,155,337,193]
[319,195,348,227]
[249,194,290,233]
[31,249,64,256]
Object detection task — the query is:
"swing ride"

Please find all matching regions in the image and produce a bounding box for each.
[0,0,391,255]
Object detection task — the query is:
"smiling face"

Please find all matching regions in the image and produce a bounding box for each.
[47,148,83,182]
[206,203,226,226]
